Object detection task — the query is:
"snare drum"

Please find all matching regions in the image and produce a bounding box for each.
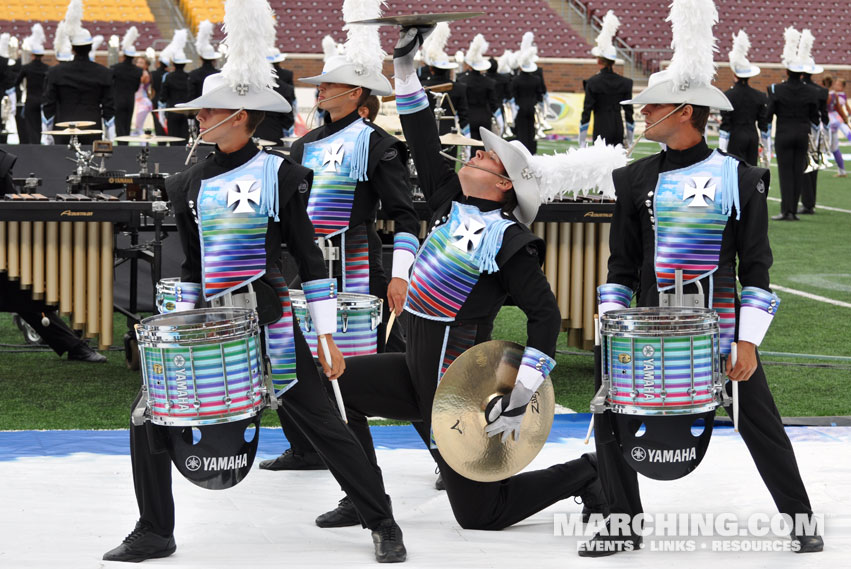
[600,307,723,415]
[137,308,266,426]
[155,278,201,314]
[290,290,383,358]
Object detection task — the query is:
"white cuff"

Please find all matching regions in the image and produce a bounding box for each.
[174,301,197,312]
[391,249,415,282]
[599,302,626,317]
[515,364,545,393]
[308,298,337,336]
[738,306,775,347]
[394,72,423,97]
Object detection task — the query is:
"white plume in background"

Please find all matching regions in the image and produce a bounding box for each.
[497,49,513,73]
[109,34,119,48]
[54,21,70,54]
[90,34,103,51]
[321,35,339,60]
[517,43,537,69]
[796,28,814,66]
[520,31,534,54]
[531,138,627,201]
[0,34,9,59]
[64,0,85,38]
[145,46,156,62]
[196,19,214,52]
[171,28,188,61]
[28,23,46,51]
[666,0,719,91]
[466,33,488,64]
[593,10,620,56]
[22,37,32,52]
[454,50,465,65]
[342,0,386,76]
[728,29,751,70]
[781,26,800,68]
[221,0,277,90]
[122,26,138,52]
[424,22,451,65]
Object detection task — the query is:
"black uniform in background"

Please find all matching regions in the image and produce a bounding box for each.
[41,52,114,145]
[15,55,49,143]
[253,67,295,143]
[159,64,190,142]
[600,138,815,533]
[720,77,770,166]
[149,62,168,136]
[801,75,829,212]
[276,66,294,87]
[423,68,468,135]
[581,66,634,146]
[187,59,218,100]
[766,75,819,218]
[510,69,545,154]
[458,70,497,141]
[110,57,143,139]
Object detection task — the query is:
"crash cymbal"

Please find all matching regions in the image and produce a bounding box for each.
[432,340,554,483]
[42,128,103,135]
[349,11,485,26]
[114,134,186,143]
[373,114,402,134]
[439,133,484,147]
[382,82,454,102]
[153,106,200,114]
[55,120,96,128]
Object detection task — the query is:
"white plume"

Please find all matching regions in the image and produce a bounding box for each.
[221,0,277,90]
[666,0,719,90]
[9,36,18,52]
[196,19,214,53]
[122,26,139,52]
[22,37,32,52]
[321,35,339,60]
[109,34,119,48]
[728,29,751,70]
[28,23,46,51]
[170,28,188,61]
[520,31,534,54]
[517,43,537,69]
[424,22,451,65]
[64,0,85,39]
[594,10,620,56]
[796,28,814,66]
[0,34,9,59]
[145,46,156,63]
[342,0,386,76]
[454,50,465,65]
[781,26,800,68]
[54,21,70,54]
[90,34,103,52]
[497,49,513,73]
[531,138,628,201]
[466,33,488,63]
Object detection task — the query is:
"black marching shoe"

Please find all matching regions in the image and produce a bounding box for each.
[68,343,107,363]
[434,466,445,491]
[316,496,360,528]
[259,448,327,471]
[771,213,799,221]
[578,524,642,558]
[371,519,407,563]
[797,207,815,215]
[103,522,176,562]
[577,454,609,524]
[792,531,824,553]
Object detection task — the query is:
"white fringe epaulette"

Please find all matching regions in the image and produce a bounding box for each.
[529,138,627,201]
[666,0,718,91]
[221,0,276,90]
[342,0,386,77]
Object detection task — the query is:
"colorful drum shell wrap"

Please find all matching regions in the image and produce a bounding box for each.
[290,290,383,358]
[601,307,723,415]
[137,308,266,427]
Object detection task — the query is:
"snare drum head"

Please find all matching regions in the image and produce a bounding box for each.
[166,412,262,490]
[611,411,715,481]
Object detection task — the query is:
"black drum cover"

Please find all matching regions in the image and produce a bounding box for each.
[165,412,263,490]
[612,410,715,481]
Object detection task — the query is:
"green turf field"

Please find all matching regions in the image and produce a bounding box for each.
[1,137,849,430]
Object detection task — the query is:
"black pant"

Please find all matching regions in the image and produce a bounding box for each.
[801,170,818,210]
[728,127,759,166]
[23,104,41,144]
[114,104,134,141]
[165,114,188,144]
[775,127,810,215]
[594,350,813,520]
[129,320,393,537]
[294,316,595,529]
[0,277,83,356]
[514,108,536,154]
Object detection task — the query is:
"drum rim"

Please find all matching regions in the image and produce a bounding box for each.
[140,307,258,327]
[289,290,383,310]
[147,404,265,427]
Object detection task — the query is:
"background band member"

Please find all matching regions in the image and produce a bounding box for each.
[800,42,828,215]
[110,27,143,141]
[187,20,220,101]
[580,11,634,148]
[510,32,545,154]
[458,34,497,142]
[16,26,51,144]
[158,30,191,143]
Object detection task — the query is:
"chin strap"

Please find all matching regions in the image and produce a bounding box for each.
[185,108,244,165]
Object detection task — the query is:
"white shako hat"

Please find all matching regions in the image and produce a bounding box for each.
[26,24,46,55]
[54,21,74,61]
[169,29,192,65]
[623,0,732,111]
[517,32,538,72]
[178,0,291,113]
[728,29,759,78]
[423,22,457,70]
[479,128,627,225]
[196,20,222,60]
[299,0,392,97]
[464,33,490,71]
[797,29,823,75]
[122,26,139,57]
[64,0,93,47]
[591,10,620,61]
[267,47,287,64]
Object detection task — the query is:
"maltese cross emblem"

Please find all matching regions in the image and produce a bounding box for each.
[227,180,260,213]
[683,176,716,207]
[451,217,486,252]
[322,141,345,172]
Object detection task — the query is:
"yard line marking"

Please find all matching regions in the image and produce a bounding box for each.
[767,196,851,214]
[771,283,851,308]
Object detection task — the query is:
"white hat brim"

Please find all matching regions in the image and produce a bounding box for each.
[622,80,733,111]
[520,63,538,73]
[591,46,617,61]
[200,52,223,60]
[269,54,287,64]
[299,61,392,96]
[479,128,539,225]
[178,74,292,113]
[732,65,761,78]
[172,58,192,65]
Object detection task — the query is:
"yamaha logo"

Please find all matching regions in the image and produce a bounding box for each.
[185,456,202,471]
[173,355,186,367]
[631,447,647,461]
[642,345,655,357]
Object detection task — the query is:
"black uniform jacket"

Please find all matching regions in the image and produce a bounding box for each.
[581,67,634,145]
[42,53,114,124]
[110,57,143,110]
[766,79,819,134]
[187,61,218,101]
[15,58,49,111]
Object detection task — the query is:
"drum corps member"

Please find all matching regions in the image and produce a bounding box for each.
[585,0,823,556]
[103,0,406,563]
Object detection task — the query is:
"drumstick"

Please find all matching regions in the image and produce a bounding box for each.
[731,342,739,433]
[319,335,348,423]
[385,310,397,345]
[584,415,594,445]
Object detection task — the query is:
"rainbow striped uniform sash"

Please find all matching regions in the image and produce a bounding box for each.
[198,151,284,300]
[303,119,372,237]
[406,202,514,321]
[654,150,739,291]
